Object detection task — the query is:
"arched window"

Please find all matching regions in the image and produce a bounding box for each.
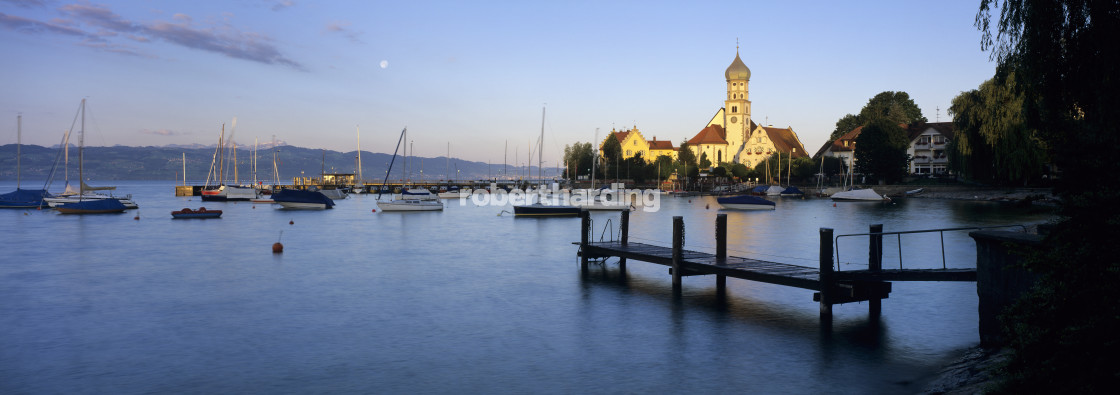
[717,150,722,163]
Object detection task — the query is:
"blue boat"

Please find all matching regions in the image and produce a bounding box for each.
[780,186,805,197]
[716,194,776,210]
[55,198,128,214]
[272,189,335,210]
[0,188,52,209]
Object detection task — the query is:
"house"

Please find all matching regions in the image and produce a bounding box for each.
[906,122,954,175]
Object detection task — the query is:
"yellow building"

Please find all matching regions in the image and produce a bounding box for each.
[599,126,677,162]
[595,48,806,167]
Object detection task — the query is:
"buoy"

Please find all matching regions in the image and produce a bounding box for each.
[252,205,256,209]
[24,212,29,215]
[289,219,294,225]
[134,214,140,220]
[833,203,837,207]
[705,204,709,209]
[371,208,377,212]
[688,200,692,203]
[273,230,284,253]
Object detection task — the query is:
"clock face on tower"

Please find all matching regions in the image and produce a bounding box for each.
[730,116,738,123]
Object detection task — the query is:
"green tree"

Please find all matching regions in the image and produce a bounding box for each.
[854,118,910,184]
[698,152,711,169]
[562,142,594,181]
[977,1,1120,392]
[830,113,863,141]
[600,133,622,181]
[829,91,928,140]
[948,72,1047,185]
[728,163,749,180]
[676,141,699,179]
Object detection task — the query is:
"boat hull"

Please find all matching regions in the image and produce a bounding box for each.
[513,205,581,216]
[276,201,330,210]
[55,198,128,214]
[716,195,776,210]
[377,200,444,211]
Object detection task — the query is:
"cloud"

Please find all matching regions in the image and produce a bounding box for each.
[324,20,362,44]
[139,129,184,136]
[268,0,295,12]
[1,0,48,9]
[0,2,304,70]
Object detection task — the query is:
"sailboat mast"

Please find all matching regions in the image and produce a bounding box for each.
[217,124,225,185]
[539,106,545,183]
[445,142,449,186]
[78,99,85,198]
[233,141,239,185]
[592,128,598,190]
[253,138,258,187]
[16,114,21,189]
[356,125,363,185]
[272,135,280,187]
[182,152,186,186]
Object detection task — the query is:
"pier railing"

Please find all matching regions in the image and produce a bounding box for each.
[833,225,1027,271]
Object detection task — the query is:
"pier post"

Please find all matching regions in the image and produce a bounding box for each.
[868,224,883,317]
[819,228,834,317]
[619,210,629,270]
[715,214,727,292]
[580,210,590,271]
[672,216,684,292]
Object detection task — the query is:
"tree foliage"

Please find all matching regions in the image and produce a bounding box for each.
[676,140,698,178]
[562,142,594,180]
[829,91,927,140]
[976,1,1120,392]
[854,118,910,184]
[948,71,1048,185]
[698,152,711,169]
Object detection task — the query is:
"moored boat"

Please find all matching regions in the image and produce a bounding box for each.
[830,188,890,202]
[171,207,223,219]
[55,198,127,214]
[272,189,335,209]
[779,186,805,197]
[513,202,581,216]
[716,194,776,210]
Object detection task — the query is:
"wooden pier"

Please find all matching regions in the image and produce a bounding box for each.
[578,211,977,317]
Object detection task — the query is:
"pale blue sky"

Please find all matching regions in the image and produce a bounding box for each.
[2,0,997,166]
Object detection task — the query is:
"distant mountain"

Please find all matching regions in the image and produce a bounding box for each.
[0,143,554,183]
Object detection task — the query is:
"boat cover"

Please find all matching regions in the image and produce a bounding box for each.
[57,198,127,212]
[750,185,770,194]
[272,189,335,208]
[716,195,776,207]
[0,188,52,207]
[780,186,805,195]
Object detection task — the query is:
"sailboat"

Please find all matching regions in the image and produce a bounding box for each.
[201,120,256,201]
[54,99,127,214]
[513,107,580,217]
[437,142,467,198]
[0,114,53,208]
[376,127,444,212]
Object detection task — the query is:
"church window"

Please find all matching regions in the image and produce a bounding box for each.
[717,150,722,162]
[731,106,738,113]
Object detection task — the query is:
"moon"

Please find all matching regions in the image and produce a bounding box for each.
[379,60,388,69]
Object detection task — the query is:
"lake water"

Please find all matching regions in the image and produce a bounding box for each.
[0,181,1055,394]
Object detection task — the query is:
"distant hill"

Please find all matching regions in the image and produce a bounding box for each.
[0,144,554,183]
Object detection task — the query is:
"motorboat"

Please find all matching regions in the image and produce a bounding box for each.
[513,202,581,216]
[171,207,223,219]
[716,195,776,210]
[780,186,805,197]
[377,198,444,211]
[55,198,127,214]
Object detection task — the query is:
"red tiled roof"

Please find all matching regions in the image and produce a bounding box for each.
[762,126,809,158]
[648,139,675,150]
[905,122,955,142]
[614,131,630,143]
[688,124,728,145]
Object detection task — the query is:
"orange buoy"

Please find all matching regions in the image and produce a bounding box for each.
[833,203,837,207]
[371,208,377,212]
[272,242,283,253]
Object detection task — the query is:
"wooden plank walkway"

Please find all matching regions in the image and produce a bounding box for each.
[578,211,979,317]
[583,241,821,290]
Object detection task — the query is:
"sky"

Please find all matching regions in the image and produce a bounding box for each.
[1,0,1000,167]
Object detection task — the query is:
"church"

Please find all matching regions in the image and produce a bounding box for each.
[601,49,808,168]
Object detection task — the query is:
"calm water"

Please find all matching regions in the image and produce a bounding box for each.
[0,181,1055,394]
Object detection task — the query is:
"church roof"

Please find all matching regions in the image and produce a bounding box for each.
[725,52,751,81]
[688,124,728,145]
[613,131,630,143]
[762,126,809,158]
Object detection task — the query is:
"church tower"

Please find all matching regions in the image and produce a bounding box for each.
[724,48,751,162]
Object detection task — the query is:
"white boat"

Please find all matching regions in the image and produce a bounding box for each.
[375,128,445,212]
[45,193,138,209]
[513,106,579,216]
[201,184,256,201]
[377,198,444,211]
[830,188,890,202]
[437,188,469,198]
[319,189,348,200]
